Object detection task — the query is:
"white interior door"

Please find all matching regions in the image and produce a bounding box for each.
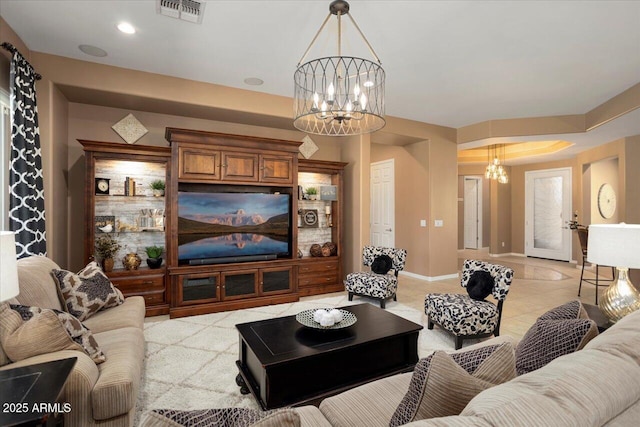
[464,177,482,249]
[370,159,395,247]
[525,168,572,261]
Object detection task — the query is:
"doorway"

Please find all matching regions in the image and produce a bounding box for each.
[525,167,572,261]
[463,176,482,249]
[370,159,395,247]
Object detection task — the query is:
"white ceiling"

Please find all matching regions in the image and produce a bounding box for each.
[1,0,639,161]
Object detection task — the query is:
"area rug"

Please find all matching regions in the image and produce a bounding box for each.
[135,294,464,424]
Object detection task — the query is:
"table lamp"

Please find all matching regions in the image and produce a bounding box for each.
[587,223,640,322]
[0,231,19,303]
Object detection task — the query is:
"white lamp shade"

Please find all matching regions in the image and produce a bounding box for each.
[0,231,20,302]
[587,224,640,268]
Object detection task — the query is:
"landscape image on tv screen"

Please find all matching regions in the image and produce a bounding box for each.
[178,191,290,262]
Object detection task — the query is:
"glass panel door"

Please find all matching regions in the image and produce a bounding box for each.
[525,168,572,261]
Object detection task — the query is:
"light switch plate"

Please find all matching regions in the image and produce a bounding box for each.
[434,219,444,227]
[420,219,427,227]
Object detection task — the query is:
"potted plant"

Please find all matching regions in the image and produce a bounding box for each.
[145,245,164,269]
[306,187,318,201]
[149,179,165,197]
[95,234,121,272]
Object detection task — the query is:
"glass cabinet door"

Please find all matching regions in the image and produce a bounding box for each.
[222,271,258,300]
[178,273,220,305]
[261,268,292,295]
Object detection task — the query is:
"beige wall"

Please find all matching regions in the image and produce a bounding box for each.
[589,157,619,224]
[457,164,491,250]
[5,23,639,285]
[66,103,343,270]
[0,17,30,93]
[341,134,371,275]
[1,18,71,264]
[427,139,458,277]
[371,142,429,276]
[24,51,459,275]
[369,139,458,279]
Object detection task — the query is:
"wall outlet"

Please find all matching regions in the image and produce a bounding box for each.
[434,219,444,227]
[501,241,505,247]
[420,219,427,227]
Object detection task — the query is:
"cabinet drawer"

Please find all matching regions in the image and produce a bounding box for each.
[110,275,165,293]
[298,273,339,287]
[298,260,339,275]
[139,291,166,305]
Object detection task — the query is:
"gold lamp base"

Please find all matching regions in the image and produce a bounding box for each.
[599,267,640,322]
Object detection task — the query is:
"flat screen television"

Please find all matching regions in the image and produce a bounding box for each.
[177,191,291,264]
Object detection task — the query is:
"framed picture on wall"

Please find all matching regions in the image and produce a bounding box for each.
[320,185,337,201]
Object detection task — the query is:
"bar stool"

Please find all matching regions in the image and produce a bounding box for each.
[577,227,615,304]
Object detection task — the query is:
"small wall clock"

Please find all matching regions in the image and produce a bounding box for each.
[95,178,110,195]
[597,183,616,219]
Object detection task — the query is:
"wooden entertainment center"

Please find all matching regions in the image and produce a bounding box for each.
[81,128,346,318]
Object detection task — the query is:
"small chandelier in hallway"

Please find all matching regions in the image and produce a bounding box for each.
[485,144,509,184]
[293,0,385,136]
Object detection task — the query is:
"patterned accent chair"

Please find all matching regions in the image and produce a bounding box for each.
[344,246,408,309]
[424,259,514,349]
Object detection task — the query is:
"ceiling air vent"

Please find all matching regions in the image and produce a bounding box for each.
[157,0,205,24]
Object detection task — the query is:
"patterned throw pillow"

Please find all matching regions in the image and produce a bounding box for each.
[371,255,393,274]
[0,304,106,364]
[141,408,300,427]
[52,261,124,321]
[389,342,516,426]
[515,317,598,375]
[466,270,494,301]
[538,299,589,321]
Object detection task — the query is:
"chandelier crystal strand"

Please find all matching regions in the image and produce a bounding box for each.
[293,0,385,136]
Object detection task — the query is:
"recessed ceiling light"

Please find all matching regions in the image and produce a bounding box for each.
[78,44,108,57]
[244,77,264,86]
[117,22,136,34]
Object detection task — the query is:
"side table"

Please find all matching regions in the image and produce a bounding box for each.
[583,303,613,332]
[0,357,77,427]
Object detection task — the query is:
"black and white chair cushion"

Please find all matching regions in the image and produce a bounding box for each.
[345,246,407,309]
[425,260,513,349]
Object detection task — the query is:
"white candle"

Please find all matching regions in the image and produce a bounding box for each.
[325,205,331,215]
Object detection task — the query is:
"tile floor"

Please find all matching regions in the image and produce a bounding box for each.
[148,250,608,341]
[305,249,607,341]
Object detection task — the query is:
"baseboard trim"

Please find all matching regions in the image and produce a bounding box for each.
[400,271,459,282]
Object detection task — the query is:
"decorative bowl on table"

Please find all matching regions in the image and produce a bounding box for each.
[296,308,357,330]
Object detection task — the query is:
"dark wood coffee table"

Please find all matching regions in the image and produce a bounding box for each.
[235,303,423,409]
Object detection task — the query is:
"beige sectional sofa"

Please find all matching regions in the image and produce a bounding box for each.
[285,307,640,426]
[142,305,640,426]
[0,256,145,427]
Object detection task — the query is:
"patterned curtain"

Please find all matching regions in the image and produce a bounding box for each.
[5,45,46,257]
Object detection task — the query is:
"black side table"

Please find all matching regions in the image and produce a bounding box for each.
[0,357,77,427]
[583,303,614,332]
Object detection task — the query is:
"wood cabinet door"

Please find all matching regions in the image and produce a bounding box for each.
[179,147,221,181]
[222,152,259,182]
[260,155,293,183]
